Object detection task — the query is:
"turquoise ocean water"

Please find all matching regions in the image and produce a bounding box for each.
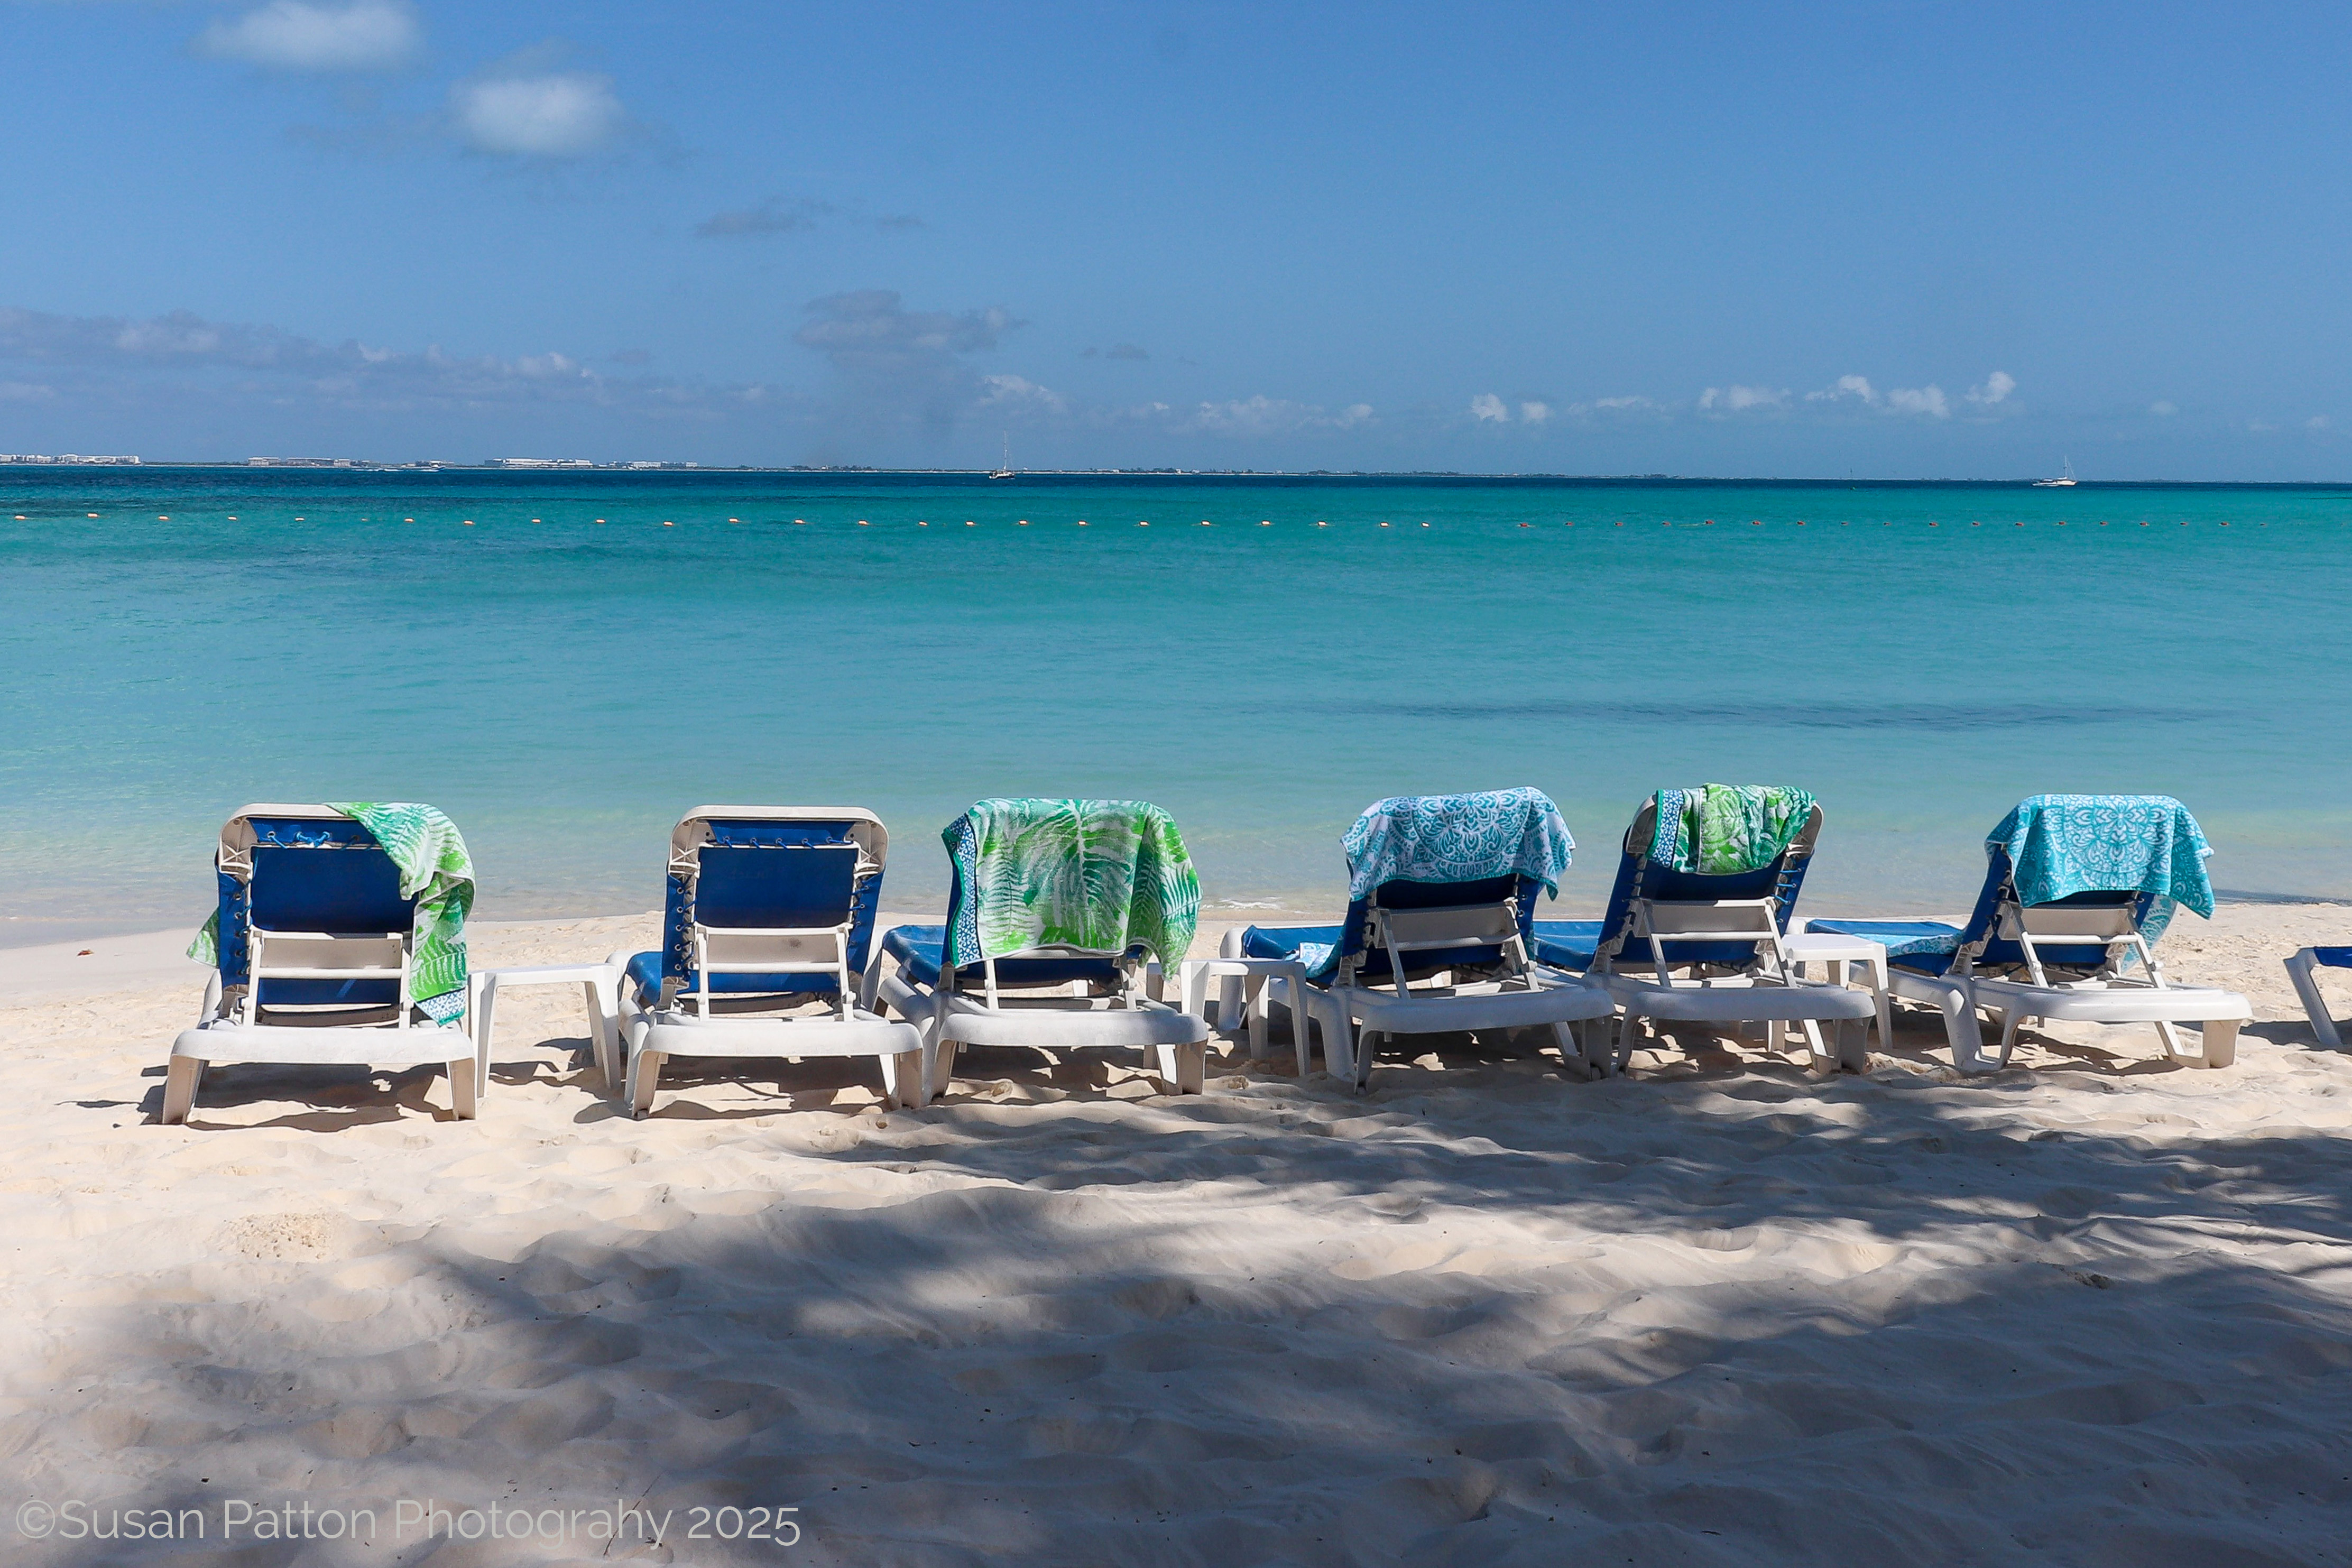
[2,468,2346,942]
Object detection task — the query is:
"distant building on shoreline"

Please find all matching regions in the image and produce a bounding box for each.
[2,453,141,465]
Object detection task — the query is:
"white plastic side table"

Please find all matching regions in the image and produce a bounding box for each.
[1180,956,1317,1078]
[468,963,622,1093]
[1782,931,1893,1049]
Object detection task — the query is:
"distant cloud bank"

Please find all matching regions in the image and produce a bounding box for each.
[193,1,421,72]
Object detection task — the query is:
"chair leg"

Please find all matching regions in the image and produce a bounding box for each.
[879,1046,927,1109]
[1549,1020,1592,1080]
[448,1057,479,1120]
[1996,1010,2024,1069]
[1868,958,1894,1049]
[1157,1040,1206,1094]
[2198,1019,2240,1069]
[1613,1014,1643,1075]
[585,976,621,1087]
[2153,1019,2188,1062]
[624,1020,663,1118]
[927,1039,961,1102]
[2286,951,2345,1050]
[1933,983,1996,1074]
[1244,975,1269,1061]
[161,1056,204,1124]
[1833,1017,1870,1073]
[470,973,496,1095]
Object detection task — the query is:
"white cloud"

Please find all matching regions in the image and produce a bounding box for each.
[1469,393,1509,423]
[0,380,56,402]
[1587,395,1656,412]
[1182,395,1372,436]
[0,303,774,421]
[1966,370,2016,407]
[194,1,419,72]
[1518,400,1552,424]
[1886,385,1949,418]
[977,374,1066,416]
[1698,384,1787,412]
[792,290,1018,439]
[451,71,623,158]
[1807,374,1877,405]
[2150,400,2179,416]
[2308,414,2331,430]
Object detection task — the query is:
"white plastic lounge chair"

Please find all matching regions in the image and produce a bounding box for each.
[2286,946,2352,1050]
[1810,795,2250,1074]
[864,798,1212,1099]
[1228,789,1617,1089]
[165,804,481,1123]
[1532,789,1877,1075]
[607,807,926,1115]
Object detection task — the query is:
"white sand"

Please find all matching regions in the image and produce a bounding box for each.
[4,905,2351,1564]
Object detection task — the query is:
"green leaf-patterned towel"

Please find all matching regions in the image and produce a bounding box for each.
[942,799,1200,974]
[187,803,473,1023]
[1649,785,1818,874]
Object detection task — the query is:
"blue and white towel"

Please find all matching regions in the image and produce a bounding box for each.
[1993,794,2213,945]
[1342,787,1574,902]
[1293,788,1573,980]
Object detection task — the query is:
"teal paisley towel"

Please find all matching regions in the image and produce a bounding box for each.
[1991,794,2212,945]
[1342,787,1573,901]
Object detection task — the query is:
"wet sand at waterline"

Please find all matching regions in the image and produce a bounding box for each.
[4,905,2350,1563]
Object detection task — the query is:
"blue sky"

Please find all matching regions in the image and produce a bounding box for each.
[3,1,2348,476]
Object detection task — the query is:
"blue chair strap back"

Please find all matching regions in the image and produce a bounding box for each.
[1948,846,2156,974]
[1332,872,1537,980]
[659,810,889,996]
[1593,799,1820,972]
[215,811,413,1004]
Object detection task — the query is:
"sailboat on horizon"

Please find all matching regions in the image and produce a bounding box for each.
[989,433,1015,480]
[2032,456,2077,487]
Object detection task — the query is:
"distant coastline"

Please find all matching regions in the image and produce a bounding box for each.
[5,460,2352,490]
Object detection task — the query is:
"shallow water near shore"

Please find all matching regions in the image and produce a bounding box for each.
[3,468,2347,939]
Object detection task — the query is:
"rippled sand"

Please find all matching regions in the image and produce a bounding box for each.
[3,905,2349,1564]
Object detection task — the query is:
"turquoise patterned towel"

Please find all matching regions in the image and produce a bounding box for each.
[1342,787,1573,901]
[1649,785,1818,873]
[1992,794,2212,945]
[942,799,1200,973]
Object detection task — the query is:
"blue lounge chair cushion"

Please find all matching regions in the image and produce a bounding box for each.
[878,925,1130,991]
[1806,918,1967,973]
[651,817,885,1000]
[1528,919,1604,974]
[238,818,416,1008]
[2313,947,2352,970]
[625,950,851,1009]
[1243,915,1517,983]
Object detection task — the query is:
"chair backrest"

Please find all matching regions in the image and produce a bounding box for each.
[936,799,1196,994]
[1941,846,2156,979]
[658,807,887,1004]
[213,806,418,1009]
[1336,871,1544,988]
[1590,797,1821,975]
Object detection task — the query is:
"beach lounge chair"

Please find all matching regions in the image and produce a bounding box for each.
[2286,946,2352,1050]
[607,807,925,1115]
[165,803,481,1123]
[1809,795,2250,1074]
[1531,786,1878,1075]
[863,798,1212,1098]
[1225,789,1616,1089]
